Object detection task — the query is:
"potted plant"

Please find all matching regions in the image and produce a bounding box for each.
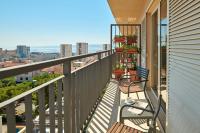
[127,35,137,44]
[128,63,140,81]
[114,35,126,43]
[115,43,125,53]
[127,45,138,54]
[127,54,135,63]
[115,47,124,53]
[113,64,125,79]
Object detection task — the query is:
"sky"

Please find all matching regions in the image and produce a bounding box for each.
[0,0,115,50]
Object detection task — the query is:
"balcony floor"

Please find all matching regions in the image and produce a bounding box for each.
[86,79,161,133]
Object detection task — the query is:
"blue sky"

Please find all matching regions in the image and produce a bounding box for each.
[0,0,115,49]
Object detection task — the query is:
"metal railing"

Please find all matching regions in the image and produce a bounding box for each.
[0,50,114,133]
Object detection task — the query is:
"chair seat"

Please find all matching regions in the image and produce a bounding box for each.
[119,85,142,94]
[120,99,153,119]
[107,122,144,133]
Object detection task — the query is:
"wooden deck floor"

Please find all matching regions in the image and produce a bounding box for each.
[86,79,161,133]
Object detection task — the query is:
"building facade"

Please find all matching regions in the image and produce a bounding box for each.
[76,42,88,55]
[60,44,72,58]
[16,72,33,83]
[16,45,30,59]
[102,44,111,51]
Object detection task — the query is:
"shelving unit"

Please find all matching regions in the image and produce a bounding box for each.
[110,24,141,80]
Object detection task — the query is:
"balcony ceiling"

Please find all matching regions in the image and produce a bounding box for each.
[108,0,151,24]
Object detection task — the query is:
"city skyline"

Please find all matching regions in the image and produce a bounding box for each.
[0,0,115,49]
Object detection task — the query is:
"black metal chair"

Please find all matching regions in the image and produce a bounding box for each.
[117,95,162,133]
[118,66,149,99]
[107,95,162,133]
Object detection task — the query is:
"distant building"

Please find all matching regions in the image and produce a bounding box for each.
[102,44,111,50]
[0,48,2,54]
[17,45,30,58]
[60,44,72,57]
[76,42,88,55]
[16,72,33,83]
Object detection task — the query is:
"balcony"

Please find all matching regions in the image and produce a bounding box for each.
[0,49,164,133]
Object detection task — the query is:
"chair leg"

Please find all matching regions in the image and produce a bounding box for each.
[147,119,150,126]
[136,92,139,99]
[120,117,124,123]
[119,90,121,105]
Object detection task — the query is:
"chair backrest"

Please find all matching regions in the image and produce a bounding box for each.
[136,66,149,80]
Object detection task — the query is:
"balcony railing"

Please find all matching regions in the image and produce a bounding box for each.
[0,50,114,133]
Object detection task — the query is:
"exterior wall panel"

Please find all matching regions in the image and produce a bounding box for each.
[168,0,200,132]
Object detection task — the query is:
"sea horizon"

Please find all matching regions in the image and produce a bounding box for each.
[30,44,104,53]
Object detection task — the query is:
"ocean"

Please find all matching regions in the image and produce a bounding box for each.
[30,44,103,53]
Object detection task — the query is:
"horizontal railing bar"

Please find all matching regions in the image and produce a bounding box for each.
[0,50,110,79]
[0,75,64,108]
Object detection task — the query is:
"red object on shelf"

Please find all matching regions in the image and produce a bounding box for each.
[127,58,132,62]
[127,38,137,44]
[114,36,126,43]
[113,69,125,80]
[115,48,124,53]
[127,49,138,54]
[127,36,137,44]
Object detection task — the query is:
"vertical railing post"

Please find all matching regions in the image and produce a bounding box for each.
[49,83,55,133]
[71,73,76,133]
[75,72,80,133]
[38,88,45,133]
[25,94,33,133]
[63,60,72,133]
[57,79,63,133]
[98,53,102,90]
[109,50,112,79]
[6,103,16,133]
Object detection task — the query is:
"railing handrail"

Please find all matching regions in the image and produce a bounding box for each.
[0,50,110,79]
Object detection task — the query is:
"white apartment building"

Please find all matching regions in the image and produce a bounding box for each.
[102,44,111,50]
[60,44,72,58]
[76,42,88,55]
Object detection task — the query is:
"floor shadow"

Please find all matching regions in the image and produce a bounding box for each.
[86,80,119,133]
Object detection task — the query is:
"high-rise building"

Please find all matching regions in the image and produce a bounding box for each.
[102,44,111,50]
[76,42,88,55]
[0,48,2,54]
[60,44,72,57]
[16,45,30,58]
